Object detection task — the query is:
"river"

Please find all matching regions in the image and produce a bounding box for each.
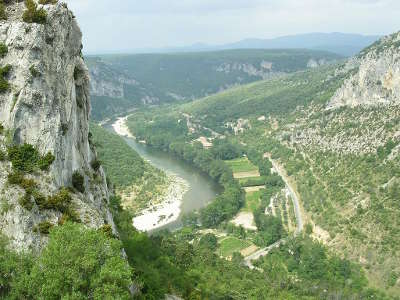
[108,125,222,232]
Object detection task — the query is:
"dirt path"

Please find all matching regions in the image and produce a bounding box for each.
[231,211,257,231]
[244,186,265,193]
[233,170,261,179]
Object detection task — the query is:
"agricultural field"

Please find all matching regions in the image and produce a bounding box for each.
[225,157,258,173]
[217,236,253,258]
[243,191,263,212]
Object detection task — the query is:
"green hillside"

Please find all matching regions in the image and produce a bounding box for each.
[86,49,342,120]
[125,53,400,295]
[182,64,345,131]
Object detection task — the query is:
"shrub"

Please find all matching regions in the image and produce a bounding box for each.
[19,177,37,193]
[58,207,80,225]
[29,65,40,78]
[90,159,101,171]
[33,221,53,234]
[7,171,24,185]
[23,0,47,24]
[0,3,6,20]
[61,123,68,135]
[98,224,113,238]
[7,143,55,173]
[32,190,46,206]
[0,43,8,57]
[18,192,33,211]
[39,0,58,4]
[40,188,71,211]
[198,233,218,251]
[305,223,314,235]
[38,152,55,171]
[7,143,40,173]
[0,122,4,135]
[0,149,5,161]
[72,171,85,193]
[0,64,11,93]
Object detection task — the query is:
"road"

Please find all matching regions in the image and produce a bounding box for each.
[244,240,284,269]
[244,157,304,268]
[270,159,304,235]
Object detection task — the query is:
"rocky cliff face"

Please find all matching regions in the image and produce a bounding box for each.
[328,31,400,109]
[0,1,114,251]
[88,58,138,99]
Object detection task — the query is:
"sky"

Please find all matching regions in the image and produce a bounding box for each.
[64,0,400,54]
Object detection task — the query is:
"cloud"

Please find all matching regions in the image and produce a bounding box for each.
[63,0,400,53]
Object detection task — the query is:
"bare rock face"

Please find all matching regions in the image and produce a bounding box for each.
[328,31,400,109]
[88,58,138,99]
[0,1,115,251]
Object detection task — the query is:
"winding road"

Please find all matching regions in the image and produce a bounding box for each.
[271,159,304,235]
[244,156,304,268]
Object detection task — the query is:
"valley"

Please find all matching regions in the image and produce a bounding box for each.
[0,1,398,299]
[109,119,221,232]
[97,31,400,297]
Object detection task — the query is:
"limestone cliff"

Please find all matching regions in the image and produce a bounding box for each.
[328,31,400,109]
[0,1,114,251]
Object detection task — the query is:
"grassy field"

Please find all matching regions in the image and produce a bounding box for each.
[225,157,258,173]
[243,191,263,212]
[217,237,252,257]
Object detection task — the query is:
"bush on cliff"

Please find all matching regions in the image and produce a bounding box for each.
[23,0,47,24]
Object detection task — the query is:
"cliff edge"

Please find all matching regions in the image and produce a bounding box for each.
[0,1,114,251]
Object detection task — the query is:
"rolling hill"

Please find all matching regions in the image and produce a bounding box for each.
[86,49,341,120]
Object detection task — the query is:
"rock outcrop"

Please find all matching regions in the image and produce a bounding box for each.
[88,57,138,99]
[328,31,400,109]
[0,1,114,251]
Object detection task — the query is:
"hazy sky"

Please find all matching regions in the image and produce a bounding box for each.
[64,0,400,54]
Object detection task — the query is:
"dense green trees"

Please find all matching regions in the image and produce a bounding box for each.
[253,209,286,246]
[0,223,132,299]
[109,194,382,299]
[211,139,244,160]
[90,123,161,188]
[183,65,344,132]
[254,236,382,298]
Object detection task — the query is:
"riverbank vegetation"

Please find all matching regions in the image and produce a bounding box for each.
[126,112,245,228]
[90,123,168,211]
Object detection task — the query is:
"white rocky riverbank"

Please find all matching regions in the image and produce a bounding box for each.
[132,174,189,231]
[112,116,134,138]
[111,117,190,231]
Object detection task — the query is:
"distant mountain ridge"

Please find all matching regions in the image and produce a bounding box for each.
[223,33,381,57]
[103,33,380,57]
